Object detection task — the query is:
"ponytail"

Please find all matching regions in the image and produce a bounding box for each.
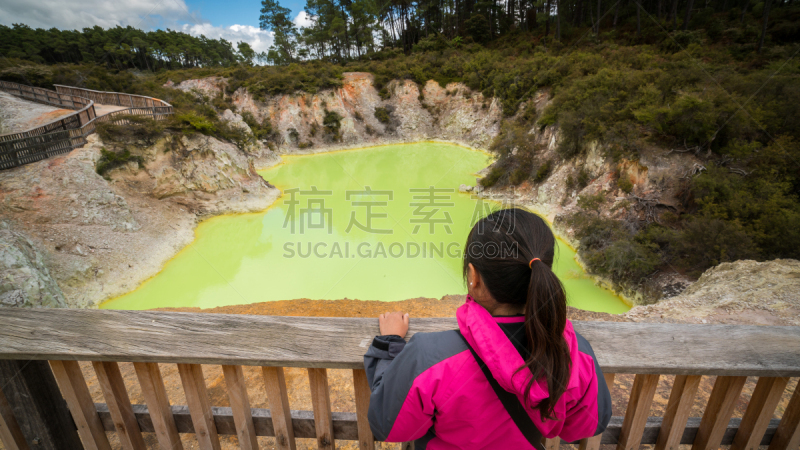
[463,208,571,421]
[523,259,570,420]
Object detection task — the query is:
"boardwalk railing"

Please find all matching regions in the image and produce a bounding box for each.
[0,81,173,171]
[0,309,798,450]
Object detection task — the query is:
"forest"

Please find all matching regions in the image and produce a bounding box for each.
[1,0,799,297]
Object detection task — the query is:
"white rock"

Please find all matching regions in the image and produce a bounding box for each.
[459,184,473,193]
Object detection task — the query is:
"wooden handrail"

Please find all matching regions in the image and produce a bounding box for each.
[0,309,798,375]
[0,309,798,450]
[54,85,172,108]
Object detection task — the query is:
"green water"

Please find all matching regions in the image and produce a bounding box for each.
[101,143,630,313]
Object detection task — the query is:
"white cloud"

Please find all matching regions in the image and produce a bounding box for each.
[293,11,315,29]
[180,23,274,53]
[0,0,275,58]
[0,0,191,30]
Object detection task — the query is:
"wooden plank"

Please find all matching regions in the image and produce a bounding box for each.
[262,367,296,450]
[732,377,790,450]
[177,364,221,450]
[768,382,800,450]
[400,442,414,450]
[133,362,183,450]
[92,361,146,450]
[89,405,784,445]
[692,375,747,450]
[352,369,374,450]
[308,368,334,450]
[544,436,561,449]
[222,365,258,450]
[0,360,83,450]
[656,374,702,450]
[49,360,112,450]
[580,373,616,450]
[617,374,660,450]
[0,387,29,450]
[1,311,798,375]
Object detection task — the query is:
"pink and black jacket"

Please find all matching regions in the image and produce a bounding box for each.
[363,297,612,449]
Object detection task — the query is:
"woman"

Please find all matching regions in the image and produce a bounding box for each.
[363,208,611,449]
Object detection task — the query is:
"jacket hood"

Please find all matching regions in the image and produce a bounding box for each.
[457,295,581,416]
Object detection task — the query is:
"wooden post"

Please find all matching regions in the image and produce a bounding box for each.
[656,375,702,450]
[768,382,800,450]
[352,369,374,450]
[692,376,747,450]
[91,361,146,450]
[617,374,660,450]
[732,377,789,450]
[308,368,334,450]
[132,362,182,450]
[177,364,221,450]
[580,373,616,450]
[261,367,296,450]
[0,360,84,450]
[49,360,111,450]
[221,365,258,450]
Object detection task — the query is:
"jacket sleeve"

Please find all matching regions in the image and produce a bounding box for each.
[562,332,612,442]
[363,334,436,442]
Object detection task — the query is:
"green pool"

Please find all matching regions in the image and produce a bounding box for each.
[101,143,630,313]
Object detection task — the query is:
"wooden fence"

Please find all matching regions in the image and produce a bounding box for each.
[54,85,173,110]
[0,309,798,450]
[0,81,173,171]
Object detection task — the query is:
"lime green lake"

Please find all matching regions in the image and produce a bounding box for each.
[101,143,630,313]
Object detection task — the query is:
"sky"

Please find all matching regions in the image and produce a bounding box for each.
[0,0,313,54]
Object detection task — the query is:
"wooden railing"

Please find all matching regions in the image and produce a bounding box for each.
[54,85,173,110]
[0,81,173,171]
[0,309,798,450]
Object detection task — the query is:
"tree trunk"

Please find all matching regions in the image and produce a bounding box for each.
[596,0,603,33]
[613,0,622,27]
[757,0,772,52]
[557,0,562,39]
[546,0,552,39]
[636,0,642,35]
[741,0,749,23]
[683,0,694,29]
[671,0,680,28]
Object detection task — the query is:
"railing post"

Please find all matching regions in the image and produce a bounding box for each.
[0,360,84,450]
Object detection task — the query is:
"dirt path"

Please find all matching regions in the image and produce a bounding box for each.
[0,92,74,134]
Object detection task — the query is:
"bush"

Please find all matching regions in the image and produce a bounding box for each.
[617,176,634,193]
[96,115,164,145]
[96,148,143,177]
[323,110,343,141]
[374,107,391,123]
[534,160,552,182]
[175,112,216,134]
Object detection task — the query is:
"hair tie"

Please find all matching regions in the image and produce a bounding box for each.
[528,258,541,269]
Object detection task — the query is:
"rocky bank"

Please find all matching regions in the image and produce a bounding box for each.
[0,132,279,308]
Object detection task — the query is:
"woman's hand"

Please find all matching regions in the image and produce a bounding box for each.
[379,312,409,338]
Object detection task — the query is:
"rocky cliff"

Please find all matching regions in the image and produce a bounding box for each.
[0,132,279,308]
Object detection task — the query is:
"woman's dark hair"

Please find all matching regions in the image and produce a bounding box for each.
[462,207,570,421]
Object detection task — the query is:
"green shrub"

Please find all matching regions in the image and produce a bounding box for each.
[175,112,216,134]
[534,160,552,182]
[374,107,391,123]
[95,148,143,177]
[96,115,164,145]
[617,176,634,193]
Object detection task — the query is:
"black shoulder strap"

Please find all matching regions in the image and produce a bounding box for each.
[458,331,545,450]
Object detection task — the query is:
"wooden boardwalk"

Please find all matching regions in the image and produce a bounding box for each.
[0,81,174,171]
